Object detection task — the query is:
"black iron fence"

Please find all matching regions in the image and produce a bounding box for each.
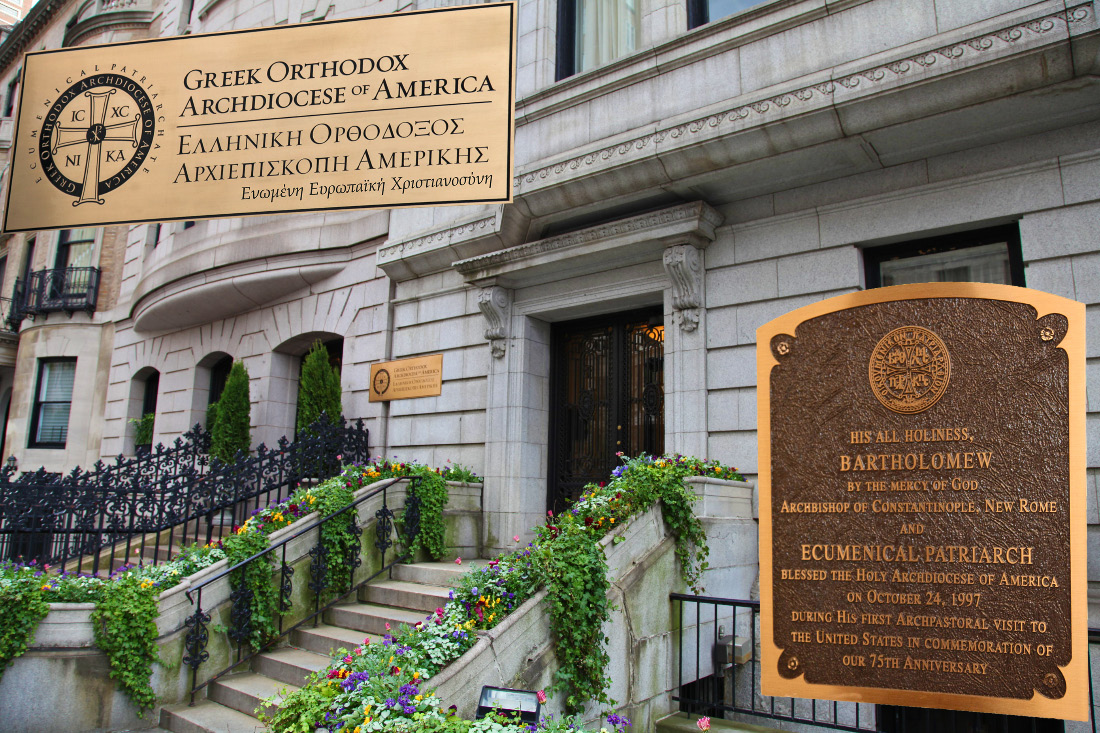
[16,266,102,317]
[671,594,1096,733]
[0,415,369,574]
[184,476,421,703]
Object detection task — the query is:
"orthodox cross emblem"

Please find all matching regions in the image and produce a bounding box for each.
[38,74,155,205]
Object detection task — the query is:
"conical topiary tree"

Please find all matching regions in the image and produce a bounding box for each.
[210,360,251,463]
[296,340,342,434]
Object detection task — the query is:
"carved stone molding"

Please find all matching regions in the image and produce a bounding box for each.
[513,3,1092,192]
[663,244,703,332]
[454,201,722,285]
[477,286,512,358]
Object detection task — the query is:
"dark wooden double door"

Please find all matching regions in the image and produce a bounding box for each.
[548,309,665,514]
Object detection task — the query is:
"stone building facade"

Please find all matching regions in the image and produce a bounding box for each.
[0,0,1098,610]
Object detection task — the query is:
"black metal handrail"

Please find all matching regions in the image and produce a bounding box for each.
[182,475,422,704]
[672,594,1100,731]
[22,266,101,315]
[0,415,370,574]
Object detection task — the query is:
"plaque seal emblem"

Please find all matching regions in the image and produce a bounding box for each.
[37,72,156,206]
[868,326,950,414]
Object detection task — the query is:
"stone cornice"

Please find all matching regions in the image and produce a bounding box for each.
[377,215,498,266]
[453,201,722,281]
[0,0,68,72]
[514,3,1093,193]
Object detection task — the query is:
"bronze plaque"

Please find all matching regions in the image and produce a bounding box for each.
[3,3,515,232]
[368,354,443,402]
[758,283,1087,720]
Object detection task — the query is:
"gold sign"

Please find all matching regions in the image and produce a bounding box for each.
[3,3,516,232]
[758,283,1087,720]
[369,354,442,402]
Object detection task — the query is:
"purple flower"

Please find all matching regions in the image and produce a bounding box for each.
[403,705,416,715]
[385,698,396,708]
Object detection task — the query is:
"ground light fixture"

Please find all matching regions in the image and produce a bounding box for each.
[475,686,541,724]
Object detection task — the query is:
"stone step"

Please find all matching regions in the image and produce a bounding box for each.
[252,646,331,687]
[292,622,377,657]
[360,578,453,612]
[392,559,485,587]
[208,671,296,719]
[324,601,429,635]
[160,700,265,733]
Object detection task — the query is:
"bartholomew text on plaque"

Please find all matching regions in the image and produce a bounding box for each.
[3,3,515,232]
[758,283,1086,720]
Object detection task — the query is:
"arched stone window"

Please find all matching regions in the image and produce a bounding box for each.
[190,352,232,430]
[127,366,159,453]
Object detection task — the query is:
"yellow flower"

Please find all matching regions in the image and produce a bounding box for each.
[416,695,423,701]
[236,526,247,535]
[41,584,50,591]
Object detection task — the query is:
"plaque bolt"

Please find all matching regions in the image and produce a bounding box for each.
[777,342,790,355]
[787,657,798,670]
[1044,673,1057,686]
[1040,327,1055,342]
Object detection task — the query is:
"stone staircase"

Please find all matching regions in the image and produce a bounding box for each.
[158,560,484,733]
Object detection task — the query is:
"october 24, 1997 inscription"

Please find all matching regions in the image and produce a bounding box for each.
[758,283,1087,720]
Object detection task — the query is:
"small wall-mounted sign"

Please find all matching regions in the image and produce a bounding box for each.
[369,354,443,402]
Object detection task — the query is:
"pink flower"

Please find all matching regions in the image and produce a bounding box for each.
[513,535,520,542]
[697,716,710,732]
[536,690,547,704]
[455,557,462,565]
[385,622,391,630]
[343,655,353,664]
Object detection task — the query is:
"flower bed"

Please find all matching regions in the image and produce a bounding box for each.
[264,454,742,732]
[0,458,483,716]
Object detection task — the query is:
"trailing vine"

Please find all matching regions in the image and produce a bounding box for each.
[531,453,738,713]
[407,468,448,560]
[359,460,452,561]
[311,479,357,598]
[0,564,50,683]
[222,529,279,649]
[538,523,612,713]
[91,572,161,715]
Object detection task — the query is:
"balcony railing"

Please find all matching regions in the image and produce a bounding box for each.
[11,267,101,321]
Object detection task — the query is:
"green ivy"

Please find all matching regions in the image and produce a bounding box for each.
[408,468,448,561]
[359,460,452,562]
[541,525,612,712]
[222,529,280,649]
[0,567,50,683]
[92,573,160,715]
[311,479,357,599]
